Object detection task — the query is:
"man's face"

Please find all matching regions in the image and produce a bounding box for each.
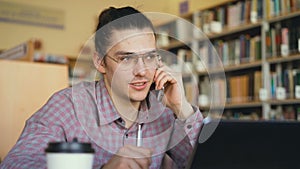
[101,28,157,105]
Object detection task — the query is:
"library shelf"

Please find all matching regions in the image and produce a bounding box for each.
[266,10,300,23]
[225,101,263,109]
[205,22,263,40]
[196,60,262,76]
[155,0,300,120]
[219,60,262,73]
[267,99,300,105]
[267,53,300,64]
[201,101,263,110]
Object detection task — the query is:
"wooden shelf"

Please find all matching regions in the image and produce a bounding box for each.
[201,101,263,110]
[197,60,262,75]
[267,10,300,23]
[159,21,262,50]
[225,101,262,109]
[267,53,300,64]
[223,60,262,72]
[267,99,300,105]
[204,21,262,40]
[203,99,300,110]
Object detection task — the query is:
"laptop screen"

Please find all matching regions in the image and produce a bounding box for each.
[187,119,300,169]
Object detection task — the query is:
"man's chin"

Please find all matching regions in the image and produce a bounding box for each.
[129,94,148,102]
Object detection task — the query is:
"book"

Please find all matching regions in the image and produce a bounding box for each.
[282,69,294,98]
[251,0,258,23]
[274,22,282,56]
[229,75,250,103]
[271,28,277,57]
[255,36,262,60]
[0,40,34,61]
[281,27,290,56]
[265,29,273,58]
[254,71,262,101]
[293,69,300,99]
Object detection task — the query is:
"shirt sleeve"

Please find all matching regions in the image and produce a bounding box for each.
[166,106,203,169]
[181,106,203,146]
[0,91,74,169]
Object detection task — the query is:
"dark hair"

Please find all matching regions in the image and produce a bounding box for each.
[95,6,155,57]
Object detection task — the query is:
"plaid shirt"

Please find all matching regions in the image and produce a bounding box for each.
[1,79,203,169]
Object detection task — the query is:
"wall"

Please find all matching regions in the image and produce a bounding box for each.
[189,0,233,12]
[0,0,227,58]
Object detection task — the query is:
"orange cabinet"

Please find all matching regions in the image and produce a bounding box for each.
[0,60,68,159]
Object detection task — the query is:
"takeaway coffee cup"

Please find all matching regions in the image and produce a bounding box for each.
[45,138,95,169]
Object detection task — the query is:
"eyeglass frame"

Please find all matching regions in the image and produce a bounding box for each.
[104,50,162,69]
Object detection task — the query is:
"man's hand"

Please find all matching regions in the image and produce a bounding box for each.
[154,65,194,119]
[102,145,152,169]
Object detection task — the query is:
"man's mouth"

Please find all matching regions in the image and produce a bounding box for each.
[129,81,148,90]
[132,82,146,86]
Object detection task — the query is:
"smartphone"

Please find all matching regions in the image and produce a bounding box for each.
[150,83,164,102]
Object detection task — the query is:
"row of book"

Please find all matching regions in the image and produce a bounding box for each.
[199,68,300,106]
[156,19,193,46]
[203,105,300,121]
[199,71,262,106]
[215,35,261,66]
[200,109,261,120]
[266,0,300,18]
[228,71,263,103]
[268,105,300,120]
[265,18,300,58]
[223,105,300,121]
[156,0,265,46]
[33,52,68,64]
[268,68,300,99]
[156,0,300,48]
[198,35,262,69]
[194,0,300,33]
[194,0,263,34]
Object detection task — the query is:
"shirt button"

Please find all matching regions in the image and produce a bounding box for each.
[186,124,192,129]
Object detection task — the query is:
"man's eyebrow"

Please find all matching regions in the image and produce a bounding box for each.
[114,49,157,56]
[115,51,134,56]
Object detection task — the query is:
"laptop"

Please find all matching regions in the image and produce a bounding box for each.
[187,119,300,169]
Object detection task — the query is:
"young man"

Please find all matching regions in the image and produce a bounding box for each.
[0,6,203,169]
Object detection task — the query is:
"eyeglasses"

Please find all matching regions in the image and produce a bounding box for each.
[105,51,161,70]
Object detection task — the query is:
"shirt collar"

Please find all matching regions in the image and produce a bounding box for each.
[96,79,121,125]
[96,79,166,125]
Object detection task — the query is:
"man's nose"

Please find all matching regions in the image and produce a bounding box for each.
[133,57,147,76]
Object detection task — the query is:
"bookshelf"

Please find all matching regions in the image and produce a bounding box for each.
[155,0,300,121]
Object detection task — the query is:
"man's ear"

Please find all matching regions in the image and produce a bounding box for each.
[93,52,106,73]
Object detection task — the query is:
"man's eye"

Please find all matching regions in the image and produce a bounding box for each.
[119,56,132,62]
[146,54,157,60]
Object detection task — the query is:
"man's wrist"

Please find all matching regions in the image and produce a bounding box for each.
[176,101,194,120]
